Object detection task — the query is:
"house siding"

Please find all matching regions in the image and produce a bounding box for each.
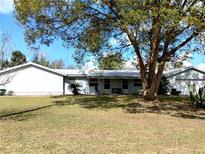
[1,63,204,96]
[167,69,205,95]
[0,66,64,95]
[64,77,90,95]
[88,79,141,95]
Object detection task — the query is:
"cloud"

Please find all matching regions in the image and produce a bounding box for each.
[196,63,205,71]
[183,61,192,67]
[0,0,14,14]
[123,61,137,70]
[82,59,99,73]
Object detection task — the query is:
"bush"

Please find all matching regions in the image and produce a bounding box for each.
[190,88,205,108]
[7,91,14,96]
[69,82,82,95]
[0,89,7,96]
[171,88,181,95]
[157,76,170,95]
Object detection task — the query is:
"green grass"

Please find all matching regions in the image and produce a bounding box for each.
[0,95,205,153]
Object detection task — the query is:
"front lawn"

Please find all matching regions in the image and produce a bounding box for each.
[0,95,205,153]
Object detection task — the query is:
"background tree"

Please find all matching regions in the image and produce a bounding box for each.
[67,65,77,69]
[99,53,124,70]
[1,60,10,69]
[10,50,27,67]
[14,0,205,100]
[50,59,65,69]
[32,51,49,67]
[0,32,12,70]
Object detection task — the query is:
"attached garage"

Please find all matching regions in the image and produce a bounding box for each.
[166,67,205,95]
[0,63,65,96]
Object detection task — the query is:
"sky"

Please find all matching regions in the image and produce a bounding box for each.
[0,0,76,67]
[0,0,205,68]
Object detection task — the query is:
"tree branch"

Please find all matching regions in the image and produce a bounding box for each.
[181,0,188,10]
[101,0,121,20]
[186,0,198,12]
[169,31,198,55]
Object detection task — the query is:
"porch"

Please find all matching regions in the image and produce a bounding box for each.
[89,78,142,95]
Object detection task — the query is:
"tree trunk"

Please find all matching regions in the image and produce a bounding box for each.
[141,60,167,101]
[143,79,158,101]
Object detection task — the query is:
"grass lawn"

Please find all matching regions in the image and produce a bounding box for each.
[0,95,205,153]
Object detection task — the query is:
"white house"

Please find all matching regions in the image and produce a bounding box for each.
[0,62,204,96]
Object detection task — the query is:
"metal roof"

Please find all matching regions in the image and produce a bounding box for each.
[0,62,65,77]
[54,69,86,77]
[1,62,205,79]
[164,67,205,78]
[87,70,141,79]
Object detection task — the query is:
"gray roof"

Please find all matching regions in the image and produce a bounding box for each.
[0,62,65,77]
[164,66,205,78]
[163,67,192,77]
[1,62,205,79]
[87,70,141,79]
[54,69,86,77]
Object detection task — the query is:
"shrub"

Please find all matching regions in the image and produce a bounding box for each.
[69,82,82,95]
[0,89,7,96]
[7,91,14,96]
[171,88,181,95]
[190,88,205,108]
[157,76,170,95]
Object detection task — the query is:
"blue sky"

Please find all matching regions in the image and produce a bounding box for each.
[0,0,205,68]
[0,0,76,67]
[0,14,76,67]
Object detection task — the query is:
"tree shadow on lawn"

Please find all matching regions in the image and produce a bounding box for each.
[0,113,37,122]
[0,105,54,121]
[0,95,129,121]
[54,95,205,120]
[125,97,205,120]
[53,95,129,109]
[0,95,126,121]
[1,95,205,121]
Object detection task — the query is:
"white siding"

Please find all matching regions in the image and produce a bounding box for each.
[64,78,90,95]
[0,66,64,95]
[64,78,74,95]
[76,79,89,94]
[129,79,141,94]
[93,79,141,94]
[168,69,205,95]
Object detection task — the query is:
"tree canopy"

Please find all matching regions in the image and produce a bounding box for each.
[99,53,124,70]
[32,51,50,67]
[14,0,205,100]
[50,59,65,69]
[10,50,27,67]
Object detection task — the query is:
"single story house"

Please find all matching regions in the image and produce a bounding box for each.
[0,62,204,96]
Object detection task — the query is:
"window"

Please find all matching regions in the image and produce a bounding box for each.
[134,79,142,87]
[122,79,128,89]
[104,79,110,89]
[89,79,98,86]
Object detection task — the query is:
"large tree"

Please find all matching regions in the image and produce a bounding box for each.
[14,0,205,100]
[10,50,27,67]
